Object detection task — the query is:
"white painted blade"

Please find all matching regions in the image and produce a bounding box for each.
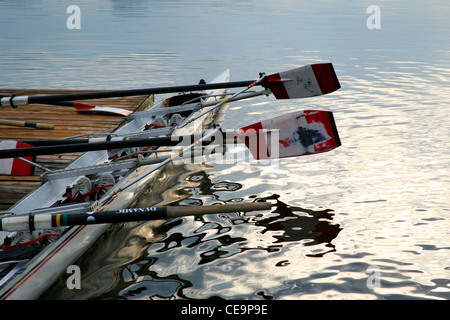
[73,102,132,116]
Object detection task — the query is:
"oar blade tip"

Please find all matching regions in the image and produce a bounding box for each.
[312,62,341,94]
[267,63,341,99]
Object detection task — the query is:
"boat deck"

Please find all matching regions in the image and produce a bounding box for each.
[0,89,153,210]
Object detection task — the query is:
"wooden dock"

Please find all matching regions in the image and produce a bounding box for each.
[0,89,153,210]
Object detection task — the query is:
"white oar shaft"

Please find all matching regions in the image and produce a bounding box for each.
[199,89,271,108]
[190,75,266,122]
[0,96,28,107]
[17,157,52,173]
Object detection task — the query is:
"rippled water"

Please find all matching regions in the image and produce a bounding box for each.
[1,0,449,300]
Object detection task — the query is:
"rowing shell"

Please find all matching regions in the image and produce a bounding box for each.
[0,70,231,300]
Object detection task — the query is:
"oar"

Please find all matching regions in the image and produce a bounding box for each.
[236,109,341,160]
[0,110,341,160]
[0,119,54,130]
[43,101,132,116]
[101,109,342,206]
[0,80,256,107]
[190,74,266,122]
[0,63,340,107]
[0,94,131,116]
[0,134,206,158]
[0,202,273,232]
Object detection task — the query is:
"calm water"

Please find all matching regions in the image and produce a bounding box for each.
[1,0,449,300]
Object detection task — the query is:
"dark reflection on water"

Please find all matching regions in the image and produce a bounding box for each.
[253,195,341,258]
[114,256,195,300]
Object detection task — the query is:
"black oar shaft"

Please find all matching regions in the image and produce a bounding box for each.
[0,134,222,159]
[0,129,231,158]
[19,138,90,146]
[10,80,255,105]
[52,207,168,227]
[54,203,270,227]
[0,202,272,231]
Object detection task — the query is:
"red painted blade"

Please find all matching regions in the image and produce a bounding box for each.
[236,110,341,160]
[0,141,36,175]
[265,63,341,99]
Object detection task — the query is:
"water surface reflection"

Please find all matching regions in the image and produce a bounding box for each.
[112,190,342,300]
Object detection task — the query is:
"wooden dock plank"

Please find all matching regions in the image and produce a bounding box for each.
[0,89,153,210]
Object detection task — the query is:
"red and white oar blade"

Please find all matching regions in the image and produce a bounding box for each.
[265,63,340,99]
[236,110,341,160]
[0,141,35,175]
[73,102,132,116]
